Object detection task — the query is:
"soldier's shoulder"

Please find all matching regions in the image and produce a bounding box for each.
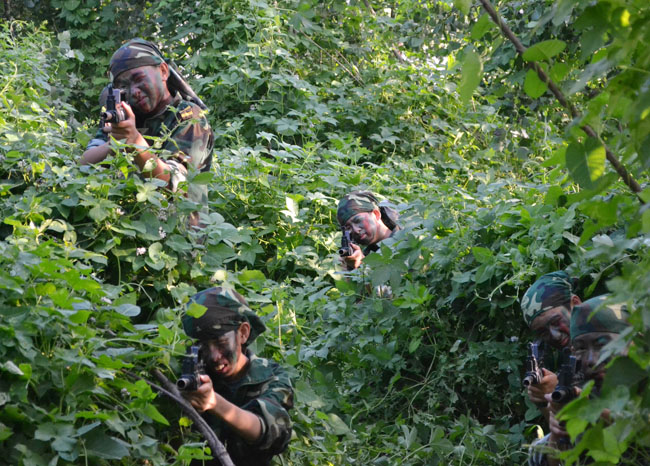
[175,99,206,122]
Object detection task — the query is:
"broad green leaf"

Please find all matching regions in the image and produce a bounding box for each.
[550,62,569,82]
[565,140,606,189]
[84,430,130,459]
[191,172,214,185]
[522,40,566,62]
[523,69,548,98]
[239,269,266,285]
[186,302,207,318]
[143,403,170,425]
[115,303,141,317]
[459,50,482,104]
[454,0,471,15]
[471,14,495,40]
[471,247,493,263]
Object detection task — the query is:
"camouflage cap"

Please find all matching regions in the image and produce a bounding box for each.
[521,271,575,326]
[570,295,629,340]
[109,38,164,83]
[337,191,380,226]
[182,287,266,342]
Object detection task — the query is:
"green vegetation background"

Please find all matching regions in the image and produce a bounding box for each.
[0,0,649,464]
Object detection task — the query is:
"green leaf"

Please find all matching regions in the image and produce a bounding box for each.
[471,247,493,264]
[186,302,207,318]
[115,303,141,317]
[565,140,606,189]
[550,62,569,82]
[459,50,483,104]
[143,403,170,425]
[454,0,471,15]
[471,14,495,40]
[522,40,566,62]
[239,269,266,285]
[191,172,214,185]
[84,430,130,459]
[523,69,548,98]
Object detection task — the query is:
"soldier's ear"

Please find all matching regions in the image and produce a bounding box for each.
[372,208,382,221]
[570,294,582,308]
[159,62,169,81]
[238,322,251,346]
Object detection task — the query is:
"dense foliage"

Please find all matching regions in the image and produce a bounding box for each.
[1,0,648,464]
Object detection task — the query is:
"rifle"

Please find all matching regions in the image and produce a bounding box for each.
[338,229,354,257]
[522,341,544,388]
[550,348,580,448]
[176,345,205,391]
[551,348,579,404]
[100,84,126,126]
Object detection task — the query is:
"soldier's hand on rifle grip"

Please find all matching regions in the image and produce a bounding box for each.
[182,374,218,413]
[341,243,364,270]
[109,102,144,146]
[526,368,557,405]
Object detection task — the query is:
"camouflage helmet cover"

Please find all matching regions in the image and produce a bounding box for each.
[182,287,266,343]
[570,295,630,340]
[109,38,164,83]
[337,191,380,226]
[521,271,575,326]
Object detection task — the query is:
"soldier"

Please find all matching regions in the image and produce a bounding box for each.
[80,39,213,225]
[529,296,630,466]
[181,287,293,466]
[336,191,400,270]
[520,271,583,408]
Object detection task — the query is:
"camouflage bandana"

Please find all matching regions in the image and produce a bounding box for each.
[521,271,575,326]
[570,296,629,340]
[109,38,164,83]
[337,191,380,226]
[182,287,266,342]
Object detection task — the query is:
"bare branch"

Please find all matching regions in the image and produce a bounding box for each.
[479,0,644,200]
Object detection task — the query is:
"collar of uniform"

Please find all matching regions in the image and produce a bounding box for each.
[144,93,182,121]
[233,351,275,388]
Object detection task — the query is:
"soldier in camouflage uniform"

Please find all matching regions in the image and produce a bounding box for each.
[520,271,584,408]
[529,296,629,466]
[336,191,400,270]
[181,287,293,466]
[80,39,213,224]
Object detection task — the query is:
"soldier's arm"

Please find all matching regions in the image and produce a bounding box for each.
[110,102,173,183]
[183,374,263,444]
[80,142,112,165]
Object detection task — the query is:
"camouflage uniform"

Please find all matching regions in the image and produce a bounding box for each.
[183,288,293,466]
[91,39,214,207]
[528,296,629,466]
[207,351,293,466]
[521,271,575,326]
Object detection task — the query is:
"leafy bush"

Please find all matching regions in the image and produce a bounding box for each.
[2,0,649,464]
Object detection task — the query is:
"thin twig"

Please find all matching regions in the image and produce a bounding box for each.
[361,0,408,64]
[299,31,364,84]
[479,0,644,201]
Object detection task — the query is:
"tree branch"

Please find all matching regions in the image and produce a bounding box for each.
[124,369,235,466]
[479,0,644,200]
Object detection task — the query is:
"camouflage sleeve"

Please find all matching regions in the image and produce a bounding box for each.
[241,363,294,454]
[85,126,109,150]
[161,103,213,206]
[528,433,551,466]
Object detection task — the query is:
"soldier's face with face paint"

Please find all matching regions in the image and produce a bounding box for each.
[200,326,247,382]
[113,64,170,116]
[344,209,382,245]
[530,306,572,349]
[572,331,620,389]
